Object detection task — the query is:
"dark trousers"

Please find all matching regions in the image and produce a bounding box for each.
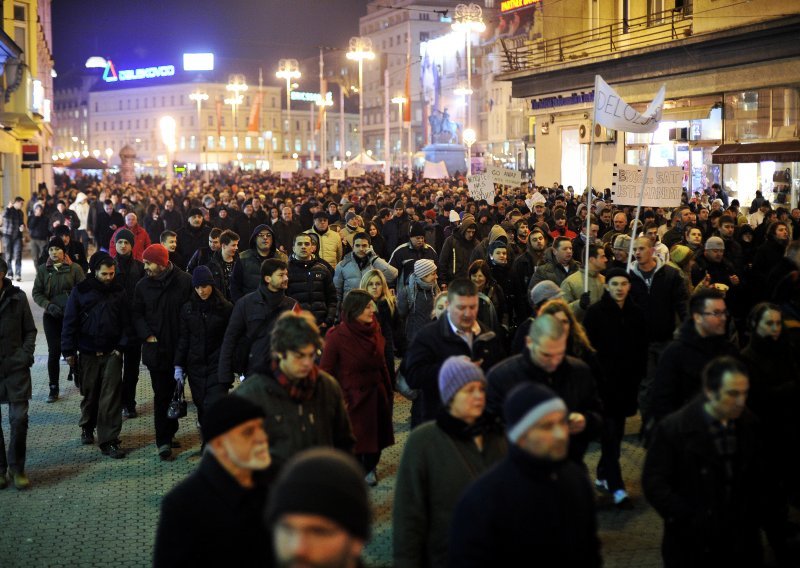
[150,367,179,447]
[0,401,29,474]
[42,313,63,388]
[187,375,229,437]
[78,353,123,446]
[120,342,141,411]
[2,236,22,276]
[597,414,627,492]
[357,451,381,474]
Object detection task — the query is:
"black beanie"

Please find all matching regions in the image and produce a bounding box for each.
[266,448,371,540]
[409,222,426,238]
[201,395,265,442]
[47,236,67,253]
[89,251,113,274]
[604,267,630,282]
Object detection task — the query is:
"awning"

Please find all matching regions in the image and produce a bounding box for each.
[712,141,800,164]
[661,104,715,121]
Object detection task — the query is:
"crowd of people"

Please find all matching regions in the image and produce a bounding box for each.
[1,170,800,566]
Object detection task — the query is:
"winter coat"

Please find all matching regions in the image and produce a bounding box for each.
[389,242,438,286]
[61,276,128,356]
[176,223,212,264]
[583,292,648,416]
[320,318,395,454]
[643,399,781,568]
[114,254,144,301]
[234,366,355,469]
[752,237,788,301]
[486,353,602,462]
[449,445,602,568]
[333,251,397,304]
[32,259,86,310]
[202,250,238,300]
[438,218,477,284]
[649,319,739,422]
[307,227,343,268]
[233,214,261,251]
[402,315,505,424]
[132,265,194,372]
[273,219,303,254]
[153,453,274,568]
[528,247,580,289]
[230,224,288,302]
[509,242,546,324]
[109,224,151,261]
[27,214,49,241]
[1,206,24,239]
[218,285,296,379]
[469,225,511,266]
[397,277,439,344]
[376,298,397,383]
[175,291,233,385]
[286,256,337,327]
[384,212,410,253]
[0,281,37,403]
[628,257,689,343]
[393,411,507,568]
[560,268,605,321]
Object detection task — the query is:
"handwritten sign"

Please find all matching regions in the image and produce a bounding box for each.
[328,168,345,181]
[273,159,298,173]
[612,165,683,207]
[485,166,523,187]
[347,165,365,178]
[468,174,496,205]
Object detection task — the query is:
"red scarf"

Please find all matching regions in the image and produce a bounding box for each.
[272,359,319,402]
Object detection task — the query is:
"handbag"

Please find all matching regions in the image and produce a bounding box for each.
[167,378,188,420]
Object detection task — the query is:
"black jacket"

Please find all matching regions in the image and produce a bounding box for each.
[94,210,125,251]
[389,242,438,286]
[154,453,275,568]
[132,265,194,372]
[114,253,144,302]
[273,218,303,254]
[61,276,128,356]
[0,280,37,403]
[402,315,505,425]
[384,213,410,253]
[628,259,689,343]
[230,224,287,302]
[176,223,212,265]
[486,353,602,462]
[203,250,238,300]
[175,291,233,384]
[449,446,601,568]
[218,284,296,379]
[286,256,337,327]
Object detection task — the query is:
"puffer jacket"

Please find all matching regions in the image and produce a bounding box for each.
[230,224,287,302]
[32,258,86,310]
[306,227,343,268]
[333,251,397,304]
[286,255,337,327]
[0,280,37,402]
[175,290,233,384]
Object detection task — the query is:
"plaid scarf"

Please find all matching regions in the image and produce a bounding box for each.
[272,359,318,402]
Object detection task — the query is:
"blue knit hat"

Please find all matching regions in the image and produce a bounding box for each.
[504,383,567,443]
[438,356,486,405]
[191,265,215,288]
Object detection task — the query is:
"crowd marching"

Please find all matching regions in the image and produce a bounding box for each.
[1,170,800,567]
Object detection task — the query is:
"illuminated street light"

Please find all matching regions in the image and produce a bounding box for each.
[452,4,484,135]
[277,59,301,157]
[159,116,177,185]
[104,148,113,160]
[226,75,248,151]
[84,56,108,69]
[92,149,100,158]
[391,95,408,175]
[347,37,374,159]
[463,128,476,176]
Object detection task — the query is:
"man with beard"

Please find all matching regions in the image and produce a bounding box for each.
[94,200,124,252]
[560,243,608,321]
[132,244,193,460]
[230,224,287,303]
[61,252,129,459]
[274,205,303,255]
[510,226,547,324]
[176,208,212,265]
[154,396,275,567]
[389,222,438,286]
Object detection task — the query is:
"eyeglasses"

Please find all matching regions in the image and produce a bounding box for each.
[701,310,729,318]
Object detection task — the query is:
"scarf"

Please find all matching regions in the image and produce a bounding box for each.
[407,274,439,312]
[272,359,319,403]
[344,316,383,359]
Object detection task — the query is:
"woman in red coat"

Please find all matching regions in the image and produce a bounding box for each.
[320,289,395,486]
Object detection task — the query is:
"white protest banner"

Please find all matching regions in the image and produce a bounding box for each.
[468,174,496,205]
[594,75,665,134]
[280,171,293,179]
[612,165,683,207]
[273,159,299,173]
[423,160,449,179]
[485,165,523,187]
[328,168,345,181]
[347,165,365,178]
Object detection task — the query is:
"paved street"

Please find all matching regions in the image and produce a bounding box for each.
[0,257,662,567]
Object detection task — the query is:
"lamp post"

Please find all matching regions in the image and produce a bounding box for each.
[159,116,177,186]
[391,95,407,175]
[225,75,248,158]
[452,4,485,136]
[189,89,208,175]
[316,97,333,170]
[277,59,301,158]
[346,37,375,160]
[463,128,476,176]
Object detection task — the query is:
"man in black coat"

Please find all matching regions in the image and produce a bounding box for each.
[132,244,193,460]
[402,279,505,427]
[273,205,303,256]
[154,396,275,567]
[61,253,129,458]
[176,208,212,265]
[449,383,602,568]
[388,222,438,286]
[199,229,239,301]
[94,199,124,252]
[643,357,789,568]
[286,234,337,334]
[486,313,602,464]
[383,200,410,253]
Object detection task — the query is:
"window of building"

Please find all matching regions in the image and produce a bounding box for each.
[207,135,215,150]
[190,116,194,127]
[180,136,186,150]
[170,95,175,106]
[180,95,184,106]
[135,119,139,128]
[144,98,147,109]
[127,120,131,129]
[119,101,122,110]
[245,137,252,150]
[233,136,239,149]
[190,136,196,150]
[208,115,214,127]
[220,136,227,149]
[110,122,114,131]
[179,116,184,127]
[144,119,148,128]
[136,99,139,110]
[127,99,131,110]
[161,96,166,107]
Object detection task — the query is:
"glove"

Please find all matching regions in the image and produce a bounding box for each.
[46,303,64,318]
[174,366,185,382]
[579,292,591,310]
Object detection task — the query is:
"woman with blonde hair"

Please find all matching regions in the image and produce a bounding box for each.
[538,298,602,381]
[360,268,397,384]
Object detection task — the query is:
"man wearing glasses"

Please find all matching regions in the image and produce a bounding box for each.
[648,288,738,429]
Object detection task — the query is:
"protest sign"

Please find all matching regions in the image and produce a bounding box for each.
[273,159,299,173]
[485,166,523,187]
[594,75,665,134]
[468,174,496,205]
[347,165,365,178]
[611,165,683,207]
[328,168,345,181]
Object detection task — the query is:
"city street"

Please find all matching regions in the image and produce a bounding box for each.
[0,259,662,568]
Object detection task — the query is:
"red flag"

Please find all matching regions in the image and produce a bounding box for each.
[247,92,262,135]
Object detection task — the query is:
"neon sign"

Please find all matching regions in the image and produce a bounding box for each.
[500,0,540,12]
[290,91,333,103]
[103,60,176,83]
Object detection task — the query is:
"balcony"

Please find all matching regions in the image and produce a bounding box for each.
[498,7,692,75]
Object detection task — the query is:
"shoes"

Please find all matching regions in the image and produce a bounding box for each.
[0,470,7,490]
[158,445,173,461]
[613,489,633,509]
[101,443,127,459]
[594,478,609,493]
[122,407,138,419]
[14,275,21,282]
[46,386,59,403]
[80,428,95,445]
[365,469,378,487]
[12,472,30,490]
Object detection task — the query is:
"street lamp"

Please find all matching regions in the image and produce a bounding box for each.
[391,95,407,175]
[463,128,476,176]
[104,148,113,161]
[159,116,177,186]
[277,59,301,158]
[316,97,333,170]
[346,37,374,160]
[189,89,208,173]
[452,3,484,134]
[226,75,248,154]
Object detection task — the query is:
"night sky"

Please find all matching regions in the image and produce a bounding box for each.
[53,0,370,84]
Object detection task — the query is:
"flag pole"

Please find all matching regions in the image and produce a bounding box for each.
[627,131,657,266]
[584,76,599,292]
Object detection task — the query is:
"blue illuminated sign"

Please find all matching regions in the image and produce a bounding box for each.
[103,60,176,83]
